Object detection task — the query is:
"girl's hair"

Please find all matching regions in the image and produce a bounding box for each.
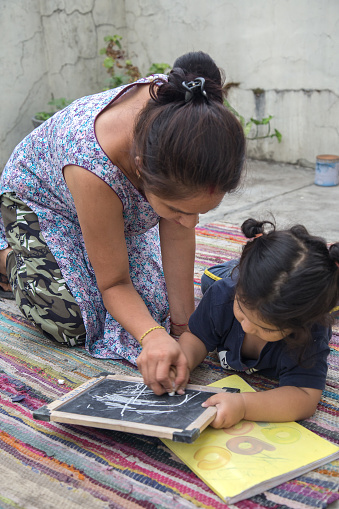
[133,51,245,199]
[236,218,339,351]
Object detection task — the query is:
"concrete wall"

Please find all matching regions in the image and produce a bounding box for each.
[0,0,126,168]
[1,0,338,168]
[125,0,339,166]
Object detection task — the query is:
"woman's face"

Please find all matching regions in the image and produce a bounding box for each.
[145,191,225,229]
[233,296,291,342]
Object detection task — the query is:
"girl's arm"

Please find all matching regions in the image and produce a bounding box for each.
[64,165,188,394]
[158,217,196,335]
[178,330,209,371]
[177,328,322,426]
[201,386,322,428]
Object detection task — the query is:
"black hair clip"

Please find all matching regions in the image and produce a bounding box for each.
[182,77,208,103]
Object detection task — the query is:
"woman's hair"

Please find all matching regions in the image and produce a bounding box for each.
[236,218,339,351]
[133,51,245,199]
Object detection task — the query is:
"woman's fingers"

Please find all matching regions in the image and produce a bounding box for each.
[173,355,189,393]
[137,354,166,395]
[137,334,189,395]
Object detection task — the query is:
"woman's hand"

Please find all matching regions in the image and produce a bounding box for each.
[137,328,189,395]
[202,393,246,429]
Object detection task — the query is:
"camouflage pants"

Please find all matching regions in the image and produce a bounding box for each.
[0,192,86,346]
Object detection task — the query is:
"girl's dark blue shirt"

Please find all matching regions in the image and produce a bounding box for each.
[188,277,330,390]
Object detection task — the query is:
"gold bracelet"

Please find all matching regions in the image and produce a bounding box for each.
[139,325,165,346]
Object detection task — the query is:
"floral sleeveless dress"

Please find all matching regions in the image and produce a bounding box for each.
[0,76,169,364]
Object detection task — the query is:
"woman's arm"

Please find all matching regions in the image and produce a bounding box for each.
[64,165,157,335]
[159,217,196,335]
[201,386,322,428]
[138,220,198,392]
[64,165,188,393]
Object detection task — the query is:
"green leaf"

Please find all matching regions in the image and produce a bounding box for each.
[112,35,122,48]
[261,115,273,125]
[238,114,246,127]
[35,111,54,121]
[110,75,124,87]
[243,121,254,136]
[250,118,262,126]
[274,129,282,143]
[48,97,71,111]
[148,62,171,75]
[103,57,115,69]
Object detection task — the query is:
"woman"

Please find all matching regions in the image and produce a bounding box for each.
[0,51,245,395]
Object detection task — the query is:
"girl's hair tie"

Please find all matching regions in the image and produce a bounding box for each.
[255,233,263,238]
[182,78,208,103]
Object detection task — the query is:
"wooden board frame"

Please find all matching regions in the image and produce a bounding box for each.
[33,373,239,443]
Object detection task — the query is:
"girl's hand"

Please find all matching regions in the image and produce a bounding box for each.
[203,386,322,426]
[136,329,189,395]
[202,393,246,429]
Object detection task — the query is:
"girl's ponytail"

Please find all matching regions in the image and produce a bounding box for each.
[329,242,339,272]
[241,218,274,239]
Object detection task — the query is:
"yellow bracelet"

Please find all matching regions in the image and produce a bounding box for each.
[139,325,165,346]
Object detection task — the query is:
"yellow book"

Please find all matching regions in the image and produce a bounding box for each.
[162,375,339,504]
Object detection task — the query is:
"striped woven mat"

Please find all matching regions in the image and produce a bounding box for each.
[0,222,338,509]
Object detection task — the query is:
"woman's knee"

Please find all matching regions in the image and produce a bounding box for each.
[21,299,86,346]
[7,250,86,346]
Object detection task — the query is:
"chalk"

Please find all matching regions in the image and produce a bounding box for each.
[168,380,176,396]
[11,395,25,402]
[58,379,65,385]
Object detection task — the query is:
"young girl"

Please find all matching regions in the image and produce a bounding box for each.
[178,218,339,428]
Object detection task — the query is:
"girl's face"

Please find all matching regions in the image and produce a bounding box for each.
[145,191,225,229]
[233,296,291,342]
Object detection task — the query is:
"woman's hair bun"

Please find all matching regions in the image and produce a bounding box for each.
[173,51,222,86]
[153,51,224,104]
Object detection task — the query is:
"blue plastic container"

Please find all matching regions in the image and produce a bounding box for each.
[314,155,339,187]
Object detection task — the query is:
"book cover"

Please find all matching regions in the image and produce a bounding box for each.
[162,375,339,504]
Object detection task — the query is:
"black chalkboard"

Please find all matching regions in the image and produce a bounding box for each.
[33,375,239,443]
[57,379,213,427]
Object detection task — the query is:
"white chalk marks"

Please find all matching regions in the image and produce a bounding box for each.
[92,382,202,417]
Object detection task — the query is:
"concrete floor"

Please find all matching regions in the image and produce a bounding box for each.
[200,159,339,243]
